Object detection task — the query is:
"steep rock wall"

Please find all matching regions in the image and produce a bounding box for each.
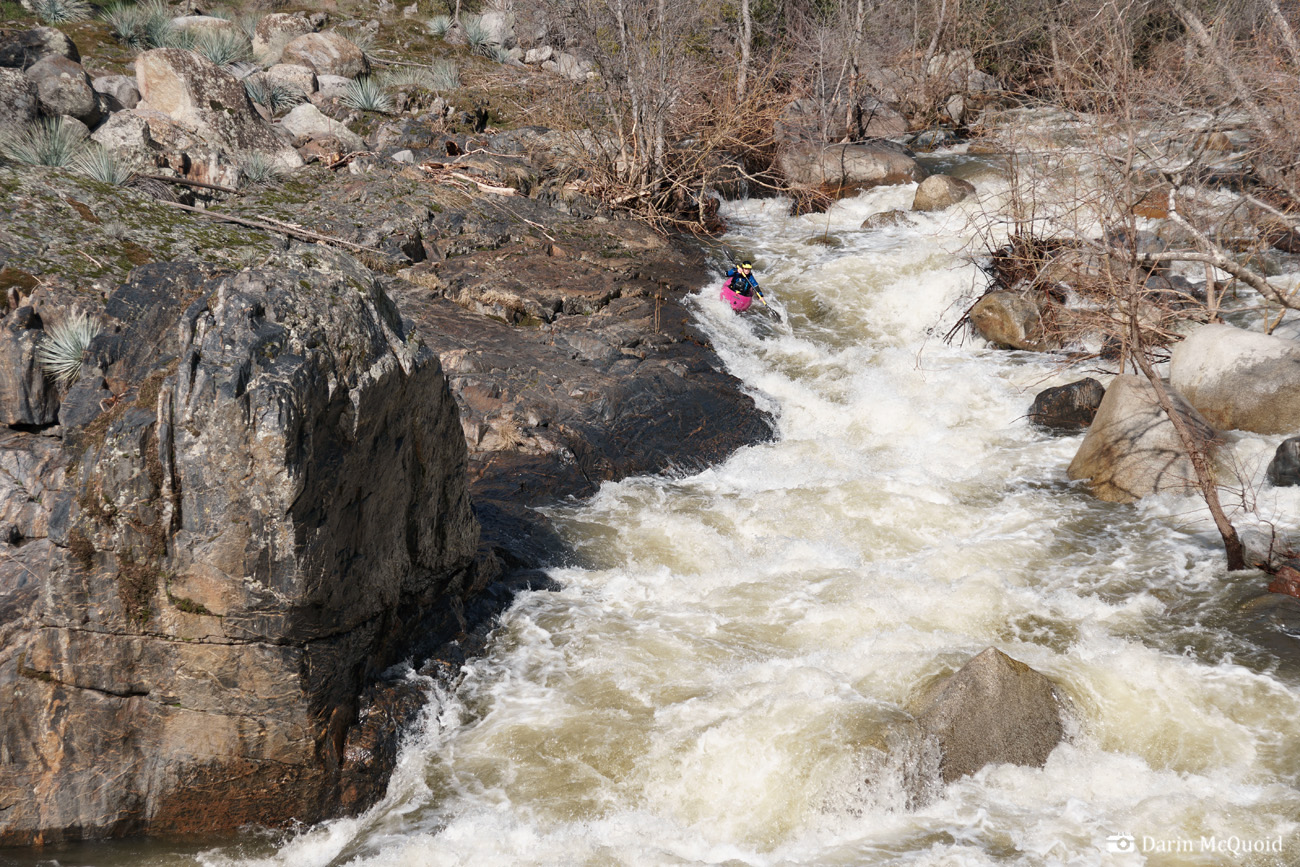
[0,248,478,844]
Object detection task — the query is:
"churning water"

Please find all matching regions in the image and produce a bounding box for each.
[28,159,1300,867]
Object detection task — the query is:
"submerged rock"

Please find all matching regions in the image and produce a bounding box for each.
[1170,323,1300,435]
[1067,374,1218,503]
[1029,378,1105,433]
[913,647,1068,783]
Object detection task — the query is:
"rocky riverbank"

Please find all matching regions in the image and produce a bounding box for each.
[0,18,771,847]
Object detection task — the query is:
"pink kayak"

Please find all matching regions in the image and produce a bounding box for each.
[721,280,753,312]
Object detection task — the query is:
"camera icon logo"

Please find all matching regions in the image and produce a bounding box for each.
[1107,834,1137,853]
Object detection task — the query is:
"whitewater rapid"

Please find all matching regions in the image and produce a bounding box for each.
[55,165,1300,867]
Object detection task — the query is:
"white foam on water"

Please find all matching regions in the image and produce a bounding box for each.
[196,170,1300,867]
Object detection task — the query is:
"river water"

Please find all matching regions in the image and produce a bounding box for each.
[21,158,1300,867]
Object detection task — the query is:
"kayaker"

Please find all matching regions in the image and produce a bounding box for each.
[725,262,762,300]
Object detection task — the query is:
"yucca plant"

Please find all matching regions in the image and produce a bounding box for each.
[462,15,493,57]
[429,58,460,90]
[243,77,303,115]
[36,311,100,387]
[74,146,135,185]
[103,3,149,48]
[0,117,87,167]
[238,151,283,186]
[427,14,452,38]
[379,67,437,92]
[340,76,392,113]
[30,0,93,24]
[193,28,252,66]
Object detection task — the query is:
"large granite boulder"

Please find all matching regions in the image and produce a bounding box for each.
[913,648,1067,783]
[0,250,480,844]
[25,55,102,126]
[0,26,79,70]
[912,173,977,211]
[253,13,316,66]
[135,48,303,171]
[969,289,1053,351]
[0,67,40,134]
[1170,323,1300,435]
[777,141,923,190]
[776,95,908,143]
[1067,374,1219,503]
[280,32,367,79]
[1029,377,1105,433]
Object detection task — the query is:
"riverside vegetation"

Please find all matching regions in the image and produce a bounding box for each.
[2,0,1300,849]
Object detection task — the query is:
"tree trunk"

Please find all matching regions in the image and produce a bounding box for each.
[1126,310,1247,570]
[737,0,752,101]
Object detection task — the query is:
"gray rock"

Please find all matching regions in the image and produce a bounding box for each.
[135,48,303,170]
[913,648,1067,783]
[1029,378,1105,433]
[1170,323,1300,435]
[0,68,39,134]
[477,10,517,48]
[969,289,1053,351]
[253,13,315,67]
[912,173,977,211]
[1067,374,1219,503]
[1267,437,1300,487]
[0,307,59,427]
[92,74,141,111]
[0,26,79,71]
[264,63,317,98]
[280,31,367,78]
[525,45,553,64]
[315,73,352,100]
[777,140,924,189]
[0,250,480,844]
[169,15,234,36]
[89,111,155,162]
[25,55,101,126]
[280,102,365,151]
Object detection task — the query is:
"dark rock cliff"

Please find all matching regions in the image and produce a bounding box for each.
[0,248,479,844]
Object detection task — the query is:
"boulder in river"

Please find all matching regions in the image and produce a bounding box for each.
[969,289,1055,351]
[1029,378,1105,433]
[1067,374,1219,503]
[777,141,924,192]
[913,647,1068,783]
[1170,323,1300,435]
[912,174,976,211]
[1267,437,1300,487]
